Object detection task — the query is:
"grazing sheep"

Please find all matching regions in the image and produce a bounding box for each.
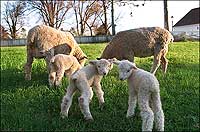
[100,27,174,74]
[49,54,82,87]
[24,25,87,80]
[114,60,164,131]
[60,59,115,121]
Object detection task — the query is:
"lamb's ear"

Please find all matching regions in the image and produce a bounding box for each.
[108,58,117,63]
[113,60,121,65]
[89,60,98,65]
[131,63,138,70]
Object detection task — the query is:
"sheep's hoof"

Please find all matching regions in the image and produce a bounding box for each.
[84,117,94,122]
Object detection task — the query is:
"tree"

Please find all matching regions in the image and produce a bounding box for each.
[72,0,103,36]
[29,0,73,29]
[2,1,27,39]
[163,0,169,30]
[0,25,10,39]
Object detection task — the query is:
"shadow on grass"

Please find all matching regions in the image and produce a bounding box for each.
[1,68,49,91]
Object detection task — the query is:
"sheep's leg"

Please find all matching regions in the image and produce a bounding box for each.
[150,92,164,131]
[126,88,137,118]
[24,48,34,80]
[161,53,168,74]
[93,83,105,108]
[89,87,94,103]
[49,70,56,87]
[55,69,65,86]
[150,52,162,75]
[60,85,76,118]
[138,90,154,131]
[77,81,93,121]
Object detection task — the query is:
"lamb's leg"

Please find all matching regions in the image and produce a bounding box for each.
[24,47,34,80]
[126,87,137,118]
[49,70,56,87]
[55,69,65,86]
[138,90,154,131]
[161,53,168,74]
[60,85,76,118]
[150,92,164,131]
[93,82,104,108]
[77,81,93,121]
[150,52,162,75]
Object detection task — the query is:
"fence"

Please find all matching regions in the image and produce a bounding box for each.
[0,35,113,47]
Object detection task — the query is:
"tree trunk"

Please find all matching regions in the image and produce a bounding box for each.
[164,0,169,30]
[111,0,115,35]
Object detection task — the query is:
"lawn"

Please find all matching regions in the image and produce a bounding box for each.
[1,41,199,131]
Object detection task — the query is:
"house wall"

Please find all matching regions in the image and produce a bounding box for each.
[172,24,199,37]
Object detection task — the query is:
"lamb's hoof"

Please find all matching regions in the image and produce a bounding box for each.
[126,114,134,118]
[84,117,94,122]
[99,103,105,111]
[25,75,31,80]
[60,112,68,119]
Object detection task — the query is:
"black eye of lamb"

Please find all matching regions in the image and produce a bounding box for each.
[127,69,130,72]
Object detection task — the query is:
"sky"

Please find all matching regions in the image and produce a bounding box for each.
[1,1,199,33]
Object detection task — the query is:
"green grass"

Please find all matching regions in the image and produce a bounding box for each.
[1,42,199,131]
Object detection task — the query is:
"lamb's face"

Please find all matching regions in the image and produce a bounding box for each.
[114,60,137,81]
[89,59,114,76]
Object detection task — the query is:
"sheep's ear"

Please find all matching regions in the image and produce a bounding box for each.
[89,60,98,65]
[113,60,121,65]
[131,63,137,70]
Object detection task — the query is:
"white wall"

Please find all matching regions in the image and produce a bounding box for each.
[173,24,199,37]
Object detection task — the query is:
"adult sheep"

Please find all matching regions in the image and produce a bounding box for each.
[24,25,87,80]
[100,27,174,74]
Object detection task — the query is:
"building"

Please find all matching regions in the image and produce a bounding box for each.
[172,7,199,38]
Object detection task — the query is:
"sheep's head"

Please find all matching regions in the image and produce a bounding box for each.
[114,60,137,81]
[89,58,116,76]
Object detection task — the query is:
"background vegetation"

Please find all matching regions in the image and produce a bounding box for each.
[1,42,199,131]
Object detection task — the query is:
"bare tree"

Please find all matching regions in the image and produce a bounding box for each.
[29,0,73,29]
[2,1,27,39]
[72,0,103,36]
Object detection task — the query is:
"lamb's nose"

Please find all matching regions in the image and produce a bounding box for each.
[103,72,106,75]
[120,78,123,81]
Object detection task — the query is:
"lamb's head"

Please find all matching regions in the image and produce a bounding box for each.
[89,58,116,76]
[114,60,137,81]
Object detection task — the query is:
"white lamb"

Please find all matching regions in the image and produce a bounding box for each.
[114,60,164,131]
[49,54,82,87]
[60,59,115,121]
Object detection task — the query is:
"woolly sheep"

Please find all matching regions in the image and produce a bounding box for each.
[60,59,115,121]
[49,54,82,87]
[100,27,174,74]
[114,60,164,131]
[24,25,87,80]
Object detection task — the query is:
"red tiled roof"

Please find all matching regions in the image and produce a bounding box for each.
[173,7,200,27]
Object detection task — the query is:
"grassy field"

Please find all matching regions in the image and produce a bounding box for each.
[1,41,199,131]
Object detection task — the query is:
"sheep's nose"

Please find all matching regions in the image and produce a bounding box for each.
[103,72,106,75]
[120,78,123,81]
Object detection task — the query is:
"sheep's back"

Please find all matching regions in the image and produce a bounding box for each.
[101,27,172,59]
[27,25,77,52]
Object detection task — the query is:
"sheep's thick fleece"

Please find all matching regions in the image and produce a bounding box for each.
[101,27,174,74]
[24,25,87,80]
